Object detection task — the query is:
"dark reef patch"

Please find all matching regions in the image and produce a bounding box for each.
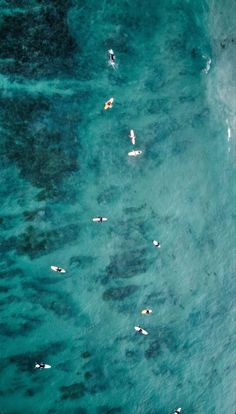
[97,186,120,204]
[60,382,86,400]
[81,351,92,359]
[97,407,122,414]
[70,255,95,268]
[2,95,79,200]
[15,223,79,258]
[0,1,76,79]
[105,248,149,279]
[0,268,24,280]
[103,285,138,301]
[4,340,65,372]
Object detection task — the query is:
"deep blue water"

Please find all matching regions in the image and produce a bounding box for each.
[0,1,236,413]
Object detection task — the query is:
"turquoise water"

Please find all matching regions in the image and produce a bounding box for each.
[0,0,236,413]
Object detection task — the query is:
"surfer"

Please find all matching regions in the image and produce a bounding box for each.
[174,409,181,414]
[108,49,116,66]
[51,266,66,273]
[35,362,50,369]
[104,97,114,110]
[134,325,148,335]
[55,267,63,272]
[153,240,161,248]
[141,309,152,315]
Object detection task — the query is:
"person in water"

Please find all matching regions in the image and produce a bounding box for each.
[35,363,45,369]
[108,49,115,63]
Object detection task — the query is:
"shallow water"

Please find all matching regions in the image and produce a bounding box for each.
[0,1,236,413]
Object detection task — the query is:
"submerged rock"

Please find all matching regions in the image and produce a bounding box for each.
[60,382,86,400]
[103,285,138,301]
[81,351,91,359]
[97,407,122,414]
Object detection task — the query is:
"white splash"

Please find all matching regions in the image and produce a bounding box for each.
[226,119,232,152]
[226,119,232,141]
[202,55,212,74]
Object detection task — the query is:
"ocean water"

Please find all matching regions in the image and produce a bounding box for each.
[0,0,236,413]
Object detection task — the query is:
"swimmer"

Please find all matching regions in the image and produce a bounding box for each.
[108,49,116,68]
[141,309,153,315]
[104,97,114,110]
[35,362,51,369]
[129,129,136,145]
[174,409,181,414]
[152,240,161,248]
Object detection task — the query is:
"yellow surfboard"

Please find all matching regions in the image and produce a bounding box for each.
[104,97,114,110]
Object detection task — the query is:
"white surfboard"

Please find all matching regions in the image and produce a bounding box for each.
[174,409,181,414]
[51,266,66,273]
[35,363,51,369]
[134,326,148,335]
[129,129,136,145]
[92,217,108,222]
[141,309,153,315]
[128,150,142,157]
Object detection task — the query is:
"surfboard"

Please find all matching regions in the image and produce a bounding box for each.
[129,129,136,145]
[128,150,142,157]
[51,266,66,273]
[134,326,148,335]
[104,97,114,110]
[92,217,108,222]
[141,309,153,315]
[174,409,181,414]
[152,240,161,248]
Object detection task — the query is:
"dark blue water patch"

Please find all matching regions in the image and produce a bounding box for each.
[48,408,88,414]
[103,248,150,280]
[0,1,76,79]
[0,268,24,280]
[81,351,92,359]
[60,382,86,400]
[70,255,96,268]
[0,285,10,293]
[23,208,45,222]
[97,185,121,205]
[96,407,122,414]
[15,223,80,258]
[102,285,139,301]
[2,94,79,200]
[0,318,40,338]
[171,139,190,156]
[123,204,147,215]
[145,327,179,359]
[23,282,80,321]
[0,294,21,308]
[2,340,65,372]
[0,213,21,230]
